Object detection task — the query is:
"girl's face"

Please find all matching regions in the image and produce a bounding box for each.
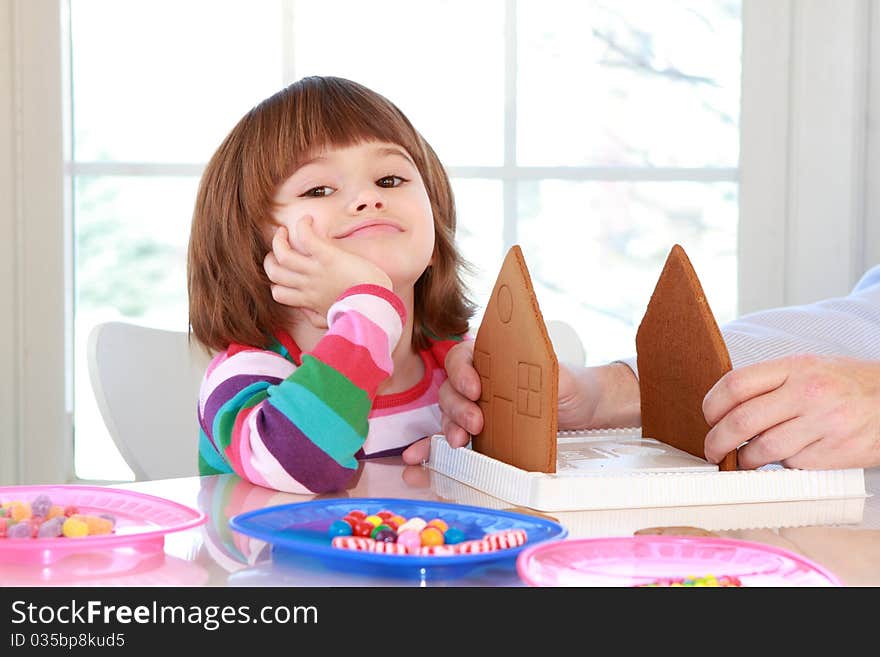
[271,140,436,291]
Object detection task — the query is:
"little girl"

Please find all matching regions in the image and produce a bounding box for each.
[188,76,475,494]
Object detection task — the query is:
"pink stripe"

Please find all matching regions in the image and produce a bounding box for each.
[312,336,389,396]
[370,369,444,418]
[328,309,394,374]
[204,352,229,378]
[337,284,406,323]
[234,404,272,488]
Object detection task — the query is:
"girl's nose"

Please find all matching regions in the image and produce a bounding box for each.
[348,188,385,213]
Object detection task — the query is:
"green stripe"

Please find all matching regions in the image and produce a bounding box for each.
[212,383,270,452]
[267,380,364,469]
[289,354,371,434]
[198,428,234,475]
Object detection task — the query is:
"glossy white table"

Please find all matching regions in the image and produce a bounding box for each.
[4,460,878,586]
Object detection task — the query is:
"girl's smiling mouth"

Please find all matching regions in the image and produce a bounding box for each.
[334,220,403,239]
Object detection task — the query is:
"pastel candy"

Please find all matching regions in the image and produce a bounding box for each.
[398,517,427,534]
[396,530,422,553]
[62,517,89,538]
[30,494,52,518]
[37,516,64,538]
[7,522,32,538]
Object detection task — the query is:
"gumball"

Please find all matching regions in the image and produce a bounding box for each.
[346,509,367,521]
[370,524,392,539]
[363,515,383,527]
[373,529,397,543]
[342,514,361,528]
[420,526,444,547]
[396,530,422,553]
[328,519,353,537]
[443,527,466,545]
[426,518,448,533]
[376,510,394,520]
[353,520,375,537]
[398,517,427,534]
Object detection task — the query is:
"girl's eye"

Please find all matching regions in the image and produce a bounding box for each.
[376,175,406,188]
[301,185,335,198]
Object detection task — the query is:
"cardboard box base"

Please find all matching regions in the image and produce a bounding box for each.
[426,430,866,513]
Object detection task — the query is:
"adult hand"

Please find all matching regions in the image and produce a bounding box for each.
[703,354,880,470]
[424,341,641,462]
[263,217,392,328]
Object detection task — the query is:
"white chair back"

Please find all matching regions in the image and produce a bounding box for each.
[546,319,587,366]
[86,321,212,480]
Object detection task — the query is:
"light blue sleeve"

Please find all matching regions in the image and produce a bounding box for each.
[616,264,880,378]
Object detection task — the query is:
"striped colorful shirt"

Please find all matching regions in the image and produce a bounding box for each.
[197,284,464,494]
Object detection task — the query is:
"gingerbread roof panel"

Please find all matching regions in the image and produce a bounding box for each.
[636,244,737,470]
[472,245,558,473]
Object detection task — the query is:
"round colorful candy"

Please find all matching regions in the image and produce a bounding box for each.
[363,515,383,528]
[7,522,32,538]
[373,529,397,543]
[62,517,89,538]
[370,524,392,539]
[396,530,422,553]
[426,518,449,533]
[353,520,375,537]
[420,526,445,547]
[328,519,353,537]
[443,527,466,545]
[30,494,52,518]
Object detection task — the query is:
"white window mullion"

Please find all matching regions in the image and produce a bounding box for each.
[8,0,69,484]
[281,0,296,86]
[502,0,517,254]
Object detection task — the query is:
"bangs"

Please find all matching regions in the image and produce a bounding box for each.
[250,77,427,206]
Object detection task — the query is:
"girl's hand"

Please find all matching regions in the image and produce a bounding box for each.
[263,217,393,327]
[703,354,880,470]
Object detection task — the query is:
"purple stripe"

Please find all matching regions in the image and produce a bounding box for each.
[202,374,283,440]
[358,445,407,459]
[257,404,359,493]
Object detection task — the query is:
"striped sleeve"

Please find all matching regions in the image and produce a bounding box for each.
[197,284,406,494]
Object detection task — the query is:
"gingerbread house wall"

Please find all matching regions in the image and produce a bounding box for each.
[472,246,558,473]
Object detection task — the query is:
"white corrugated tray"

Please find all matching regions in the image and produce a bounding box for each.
[426,429,867,512]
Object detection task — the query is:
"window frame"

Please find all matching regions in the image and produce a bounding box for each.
[2,0,875,484]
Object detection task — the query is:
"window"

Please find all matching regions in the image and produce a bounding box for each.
[69,0,742,481]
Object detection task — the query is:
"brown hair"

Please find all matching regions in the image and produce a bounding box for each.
[188,76,475,353]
